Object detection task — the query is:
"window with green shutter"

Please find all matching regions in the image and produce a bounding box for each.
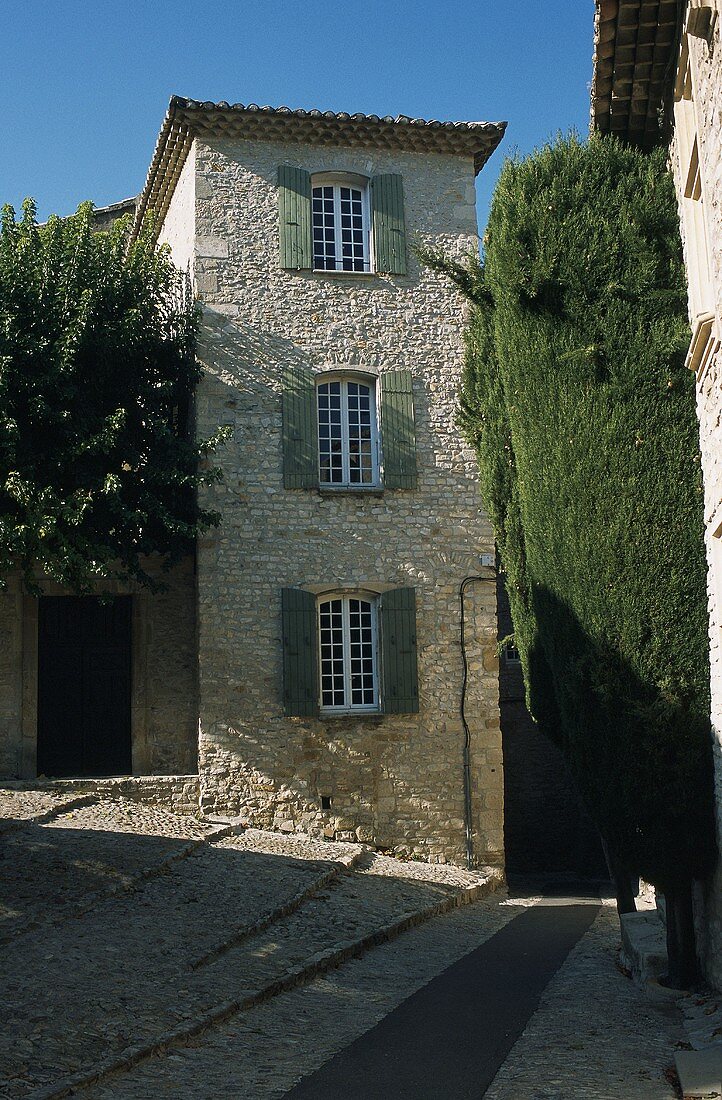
[282,368,417,492]
[278,166,312,270]
[281,588,318,717]
[379,370,417,489]
[282,365,318,488]
[279,169,406,276]
[312,178,371,272]
[282,586,419,718]
[371,174,407,275]
[380,587,419,714]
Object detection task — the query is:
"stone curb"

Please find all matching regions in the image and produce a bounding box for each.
[189,846,366,970]
[28,868,504,1100]
[0,793,101,835]
[0,821,243,947]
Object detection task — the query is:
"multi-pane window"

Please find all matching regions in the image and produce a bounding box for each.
[312,183,370,272]
[318,596,378,711]
[317,378,379,487]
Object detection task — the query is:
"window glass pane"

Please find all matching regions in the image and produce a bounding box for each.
[318,383,343,484]
[318,596,377,710]
[346,382,374,484]
[319,598,345,707]
[348,599,376,705]
[313,185,336,270]
[312,181,368,271]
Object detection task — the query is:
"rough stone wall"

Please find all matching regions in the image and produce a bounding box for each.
[1,774,201,816]
[671,16,722,987]
[0,576,23,776]
[134,558,199,776]
[159,135,504,865]
[0,560,198,780]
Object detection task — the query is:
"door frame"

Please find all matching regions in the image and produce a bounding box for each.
[20,589,152,779]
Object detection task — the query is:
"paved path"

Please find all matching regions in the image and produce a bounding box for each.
[0,789,685,1099]
[284,902,599,1099]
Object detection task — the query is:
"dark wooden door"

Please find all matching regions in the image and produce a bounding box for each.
[37,596,132,777]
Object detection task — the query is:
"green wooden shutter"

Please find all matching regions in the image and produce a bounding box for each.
[278,166,312,269]
[371,174,407,275]
[282,364,318,488]
[380,587,419,714]
[380,370,417,489]
[282,588,318,717]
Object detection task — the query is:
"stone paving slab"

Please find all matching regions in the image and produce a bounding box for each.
[675,1046,722,1099]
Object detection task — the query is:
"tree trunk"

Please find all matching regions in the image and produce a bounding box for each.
[601,838,637,915]
[663,881,699,989]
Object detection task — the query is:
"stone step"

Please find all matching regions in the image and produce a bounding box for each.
[0,799,224,943]
[26,867,500,1100]
[1,822,499,1098]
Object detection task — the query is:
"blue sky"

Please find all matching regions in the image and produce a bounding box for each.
[1,0,594,231]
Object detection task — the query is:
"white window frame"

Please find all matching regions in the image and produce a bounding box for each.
[317,592,380,714]
[316,374,381,488]
[311,173,372,274]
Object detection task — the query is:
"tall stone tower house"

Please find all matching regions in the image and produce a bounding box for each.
[149,98,507,864]
[0,97,507,868]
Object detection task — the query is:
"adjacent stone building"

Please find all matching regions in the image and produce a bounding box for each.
[593,0,722,983]
[1,98,508,867]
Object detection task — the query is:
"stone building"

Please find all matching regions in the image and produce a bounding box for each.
[593,0,722,982]
[0,98,508,867]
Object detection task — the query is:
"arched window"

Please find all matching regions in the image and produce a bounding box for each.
[311,174,371,272]
[317,375,380,487]
[318,593,379,712]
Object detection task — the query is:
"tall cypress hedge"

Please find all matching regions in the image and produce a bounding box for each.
[430,136,716,948]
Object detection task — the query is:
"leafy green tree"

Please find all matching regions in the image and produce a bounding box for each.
[423,135,716,987]
[0,200,227,593]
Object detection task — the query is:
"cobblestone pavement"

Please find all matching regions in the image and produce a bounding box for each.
[0,792,495,1099]
[0,791,686,1099]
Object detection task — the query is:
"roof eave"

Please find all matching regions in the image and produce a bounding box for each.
[590,0,684,151]
[132,97,507,242]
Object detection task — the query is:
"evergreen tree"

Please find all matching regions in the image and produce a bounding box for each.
[0,200,227,593]
[424,135,716,987]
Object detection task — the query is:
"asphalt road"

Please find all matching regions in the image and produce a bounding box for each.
[283,899,601,1099]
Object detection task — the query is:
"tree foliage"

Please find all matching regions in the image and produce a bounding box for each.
[428,135,716,892]
[0,200,227,593]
